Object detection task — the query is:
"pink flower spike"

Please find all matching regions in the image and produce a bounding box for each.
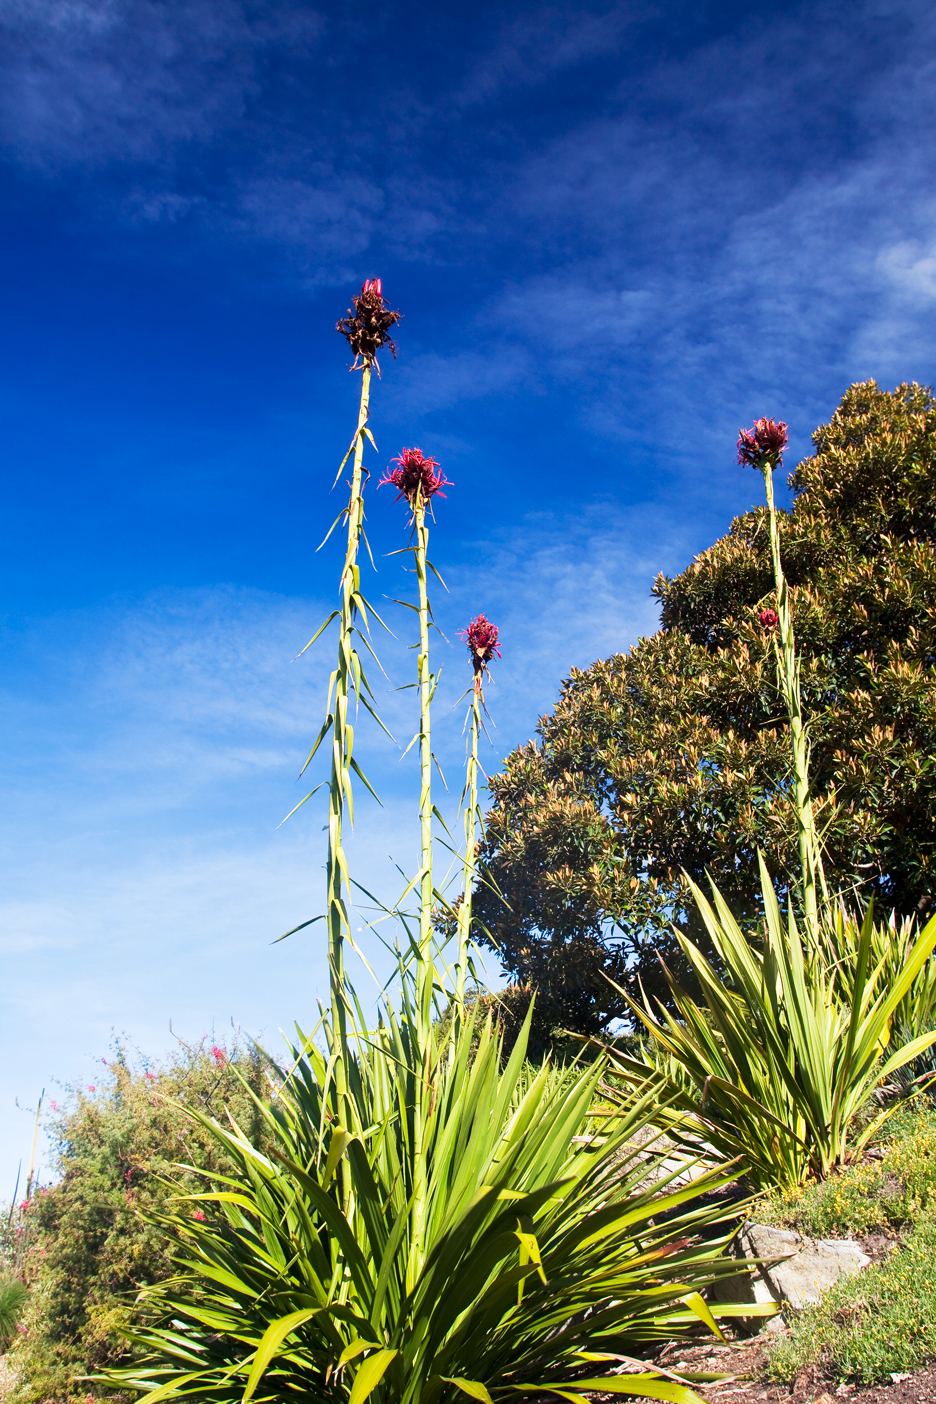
[211,1046,226,1066]
[459,615,501,676]
[758,608,779,631]
[193,1209,205,1222]
[737,418,789,468]
[378,447,451,508]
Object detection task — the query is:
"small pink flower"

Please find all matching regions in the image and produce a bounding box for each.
[758,608,779,631]
[49,1100,58,1111]
[737,418,789,467]
[459,615,501,676]
[87,1085,96,1093]
[145,1071,156,1081]
[211,1046,226,1066]
[19,1200,28,1212]
[193,1209,205,1222]
[379,447,451,508]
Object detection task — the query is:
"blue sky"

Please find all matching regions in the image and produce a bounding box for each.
[1,0,935,1185]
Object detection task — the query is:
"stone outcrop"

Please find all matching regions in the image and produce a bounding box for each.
[712,1222,871,1330]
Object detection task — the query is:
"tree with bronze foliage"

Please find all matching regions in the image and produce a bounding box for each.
[477,382,936,1041]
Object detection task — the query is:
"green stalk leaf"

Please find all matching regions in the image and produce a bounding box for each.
[348,1348,398,1404]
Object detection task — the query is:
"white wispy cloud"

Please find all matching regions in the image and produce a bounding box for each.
[0,0,320,168]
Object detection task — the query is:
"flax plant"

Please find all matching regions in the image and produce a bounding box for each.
[604,422,936,1195]
[611,862,936,1191]
[104,1014,765,1404]
[738,419,826,938]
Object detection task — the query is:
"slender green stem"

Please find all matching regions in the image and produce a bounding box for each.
[408,491,433,1291]
[327,362,372,1122]
[455,678,482,1010]
[414,498,434,1012]
[761,462,826,939]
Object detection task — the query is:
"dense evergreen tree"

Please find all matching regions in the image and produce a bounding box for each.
[477,382,936,1040]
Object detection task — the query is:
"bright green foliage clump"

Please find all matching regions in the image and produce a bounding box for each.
[6,1042,268,1404]
[767,1208,936,1385]
[478,382,936,1032]
[609,866,936,1191]
[105,1008,760,1404]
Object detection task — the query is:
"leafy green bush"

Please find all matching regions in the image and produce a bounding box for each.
[767,1207,936,1384]
[5,1039,270,1404]
[759,1106,936,1237]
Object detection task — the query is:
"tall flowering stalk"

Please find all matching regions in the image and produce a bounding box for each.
[294,280,399,1128]
[380,445,450,1287]
[454,615,501,1008]
[380,449,451,1009]
[739,418,826,938]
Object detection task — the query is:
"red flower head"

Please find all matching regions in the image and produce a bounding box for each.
[379,448,451,508]
[737,418,789,468]
[193,1209,206,1222]
[459,614,501,676]
[211,1046,226,1066]
[758,608,779,631]
[336,279,401,365]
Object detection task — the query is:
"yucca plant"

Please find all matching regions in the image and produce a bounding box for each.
[609,861,936,1192]
[106,1005,765,1404]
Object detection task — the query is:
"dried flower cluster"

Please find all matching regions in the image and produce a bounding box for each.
[737,417,789,467]
[336,278,401,365]
[758,608,779,631]
[379,447,451,506]
[460,614,501,676]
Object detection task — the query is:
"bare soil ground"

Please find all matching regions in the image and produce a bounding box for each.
[649,1339,936,1404]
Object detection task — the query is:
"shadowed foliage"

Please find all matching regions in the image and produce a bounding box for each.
[477,382,936,1037]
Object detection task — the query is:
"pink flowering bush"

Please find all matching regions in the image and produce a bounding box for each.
[4,1040,271,1404]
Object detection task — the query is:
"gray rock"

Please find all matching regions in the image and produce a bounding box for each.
[711,1223,871,1332]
